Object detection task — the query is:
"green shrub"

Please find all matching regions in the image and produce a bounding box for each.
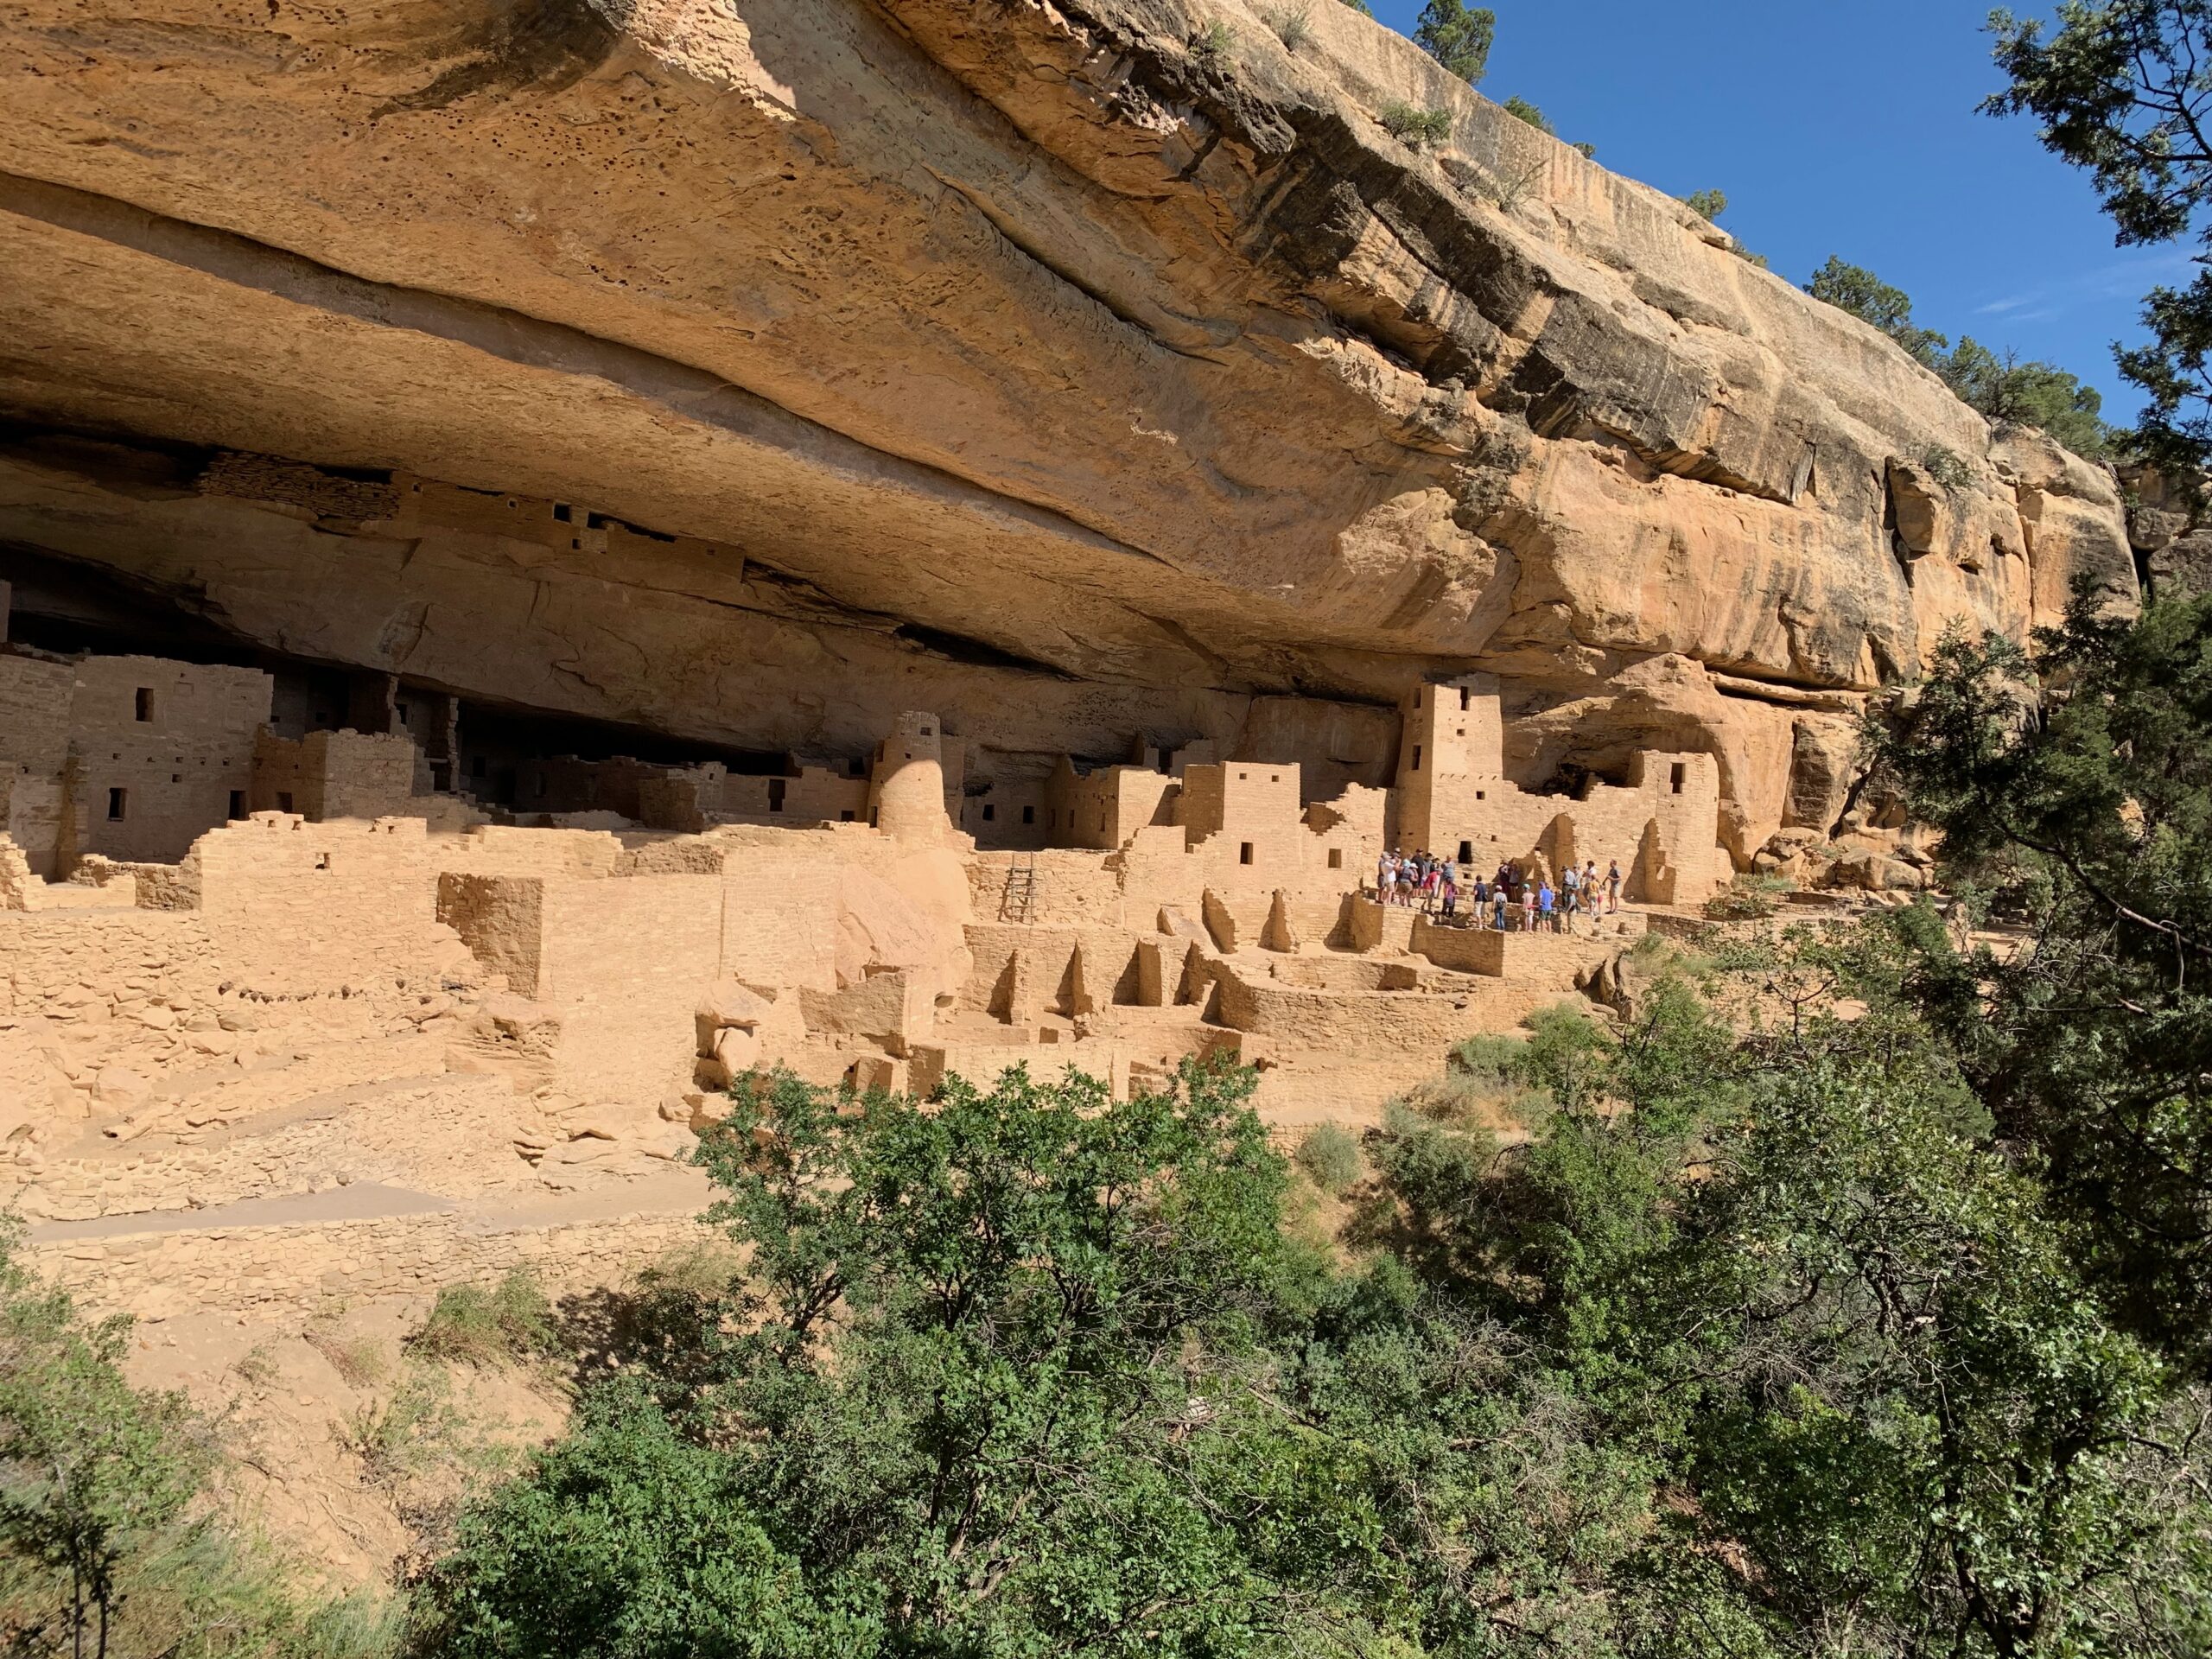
[1190,17,1235,60]
[410,1270,553,1368]
[1447,1032,1525,1087]
[1294,1121,1363,1196]
[1918,443,1974,493]
[1378,101,1453,149]
[0,1222,397,1656]
[1704,871,1790,921]
[1263,3,1313,51]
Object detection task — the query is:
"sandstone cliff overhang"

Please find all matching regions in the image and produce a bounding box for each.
[0,0,2136,853]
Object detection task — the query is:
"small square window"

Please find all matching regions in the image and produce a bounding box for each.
[553,503,572,523]
[840,810,855,822]
[1477,789,1487,801]
[982,804,996,823]
[170,773,181,785]
[106,787,126,821]
[1327,848,1343,869]
[920,726,932,737]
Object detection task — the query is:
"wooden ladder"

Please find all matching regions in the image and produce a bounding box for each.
[1001,855,1038,924]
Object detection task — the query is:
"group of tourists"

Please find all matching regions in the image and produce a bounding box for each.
[1372,849,1623,935]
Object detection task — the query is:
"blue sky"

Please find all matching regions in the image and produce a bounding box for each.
[1363,0,2196,421]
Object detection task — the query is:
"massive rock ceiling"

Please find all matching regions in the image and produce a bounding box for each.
[0,0,2136,850]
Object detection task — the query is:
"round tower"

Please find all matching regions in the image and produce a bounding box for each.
[869,711,950,842]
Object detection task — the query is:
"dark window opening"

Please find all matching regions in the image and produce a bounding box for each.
[397,702,411,728]
[982,804,996,823]
[106,787,126,821]
[869,807,880,828]
[277,791,294,812]
[552,503,572,523]
[1239,842,1255,866]
[1327,848,1343,869]
[1459,686,1471,710]
[470,755,486,778]
[170,772,181,784]
[840,810,855,822]
[767,779,787,814]
[1669,762,1686,795]
[133,688,153,722]
[919,725,932,737]
[1477,789,1486,801]
[1021,805,1035,825]
[227,791,245,820]
[1411,745,1421,772]
[1458,840,1473,864]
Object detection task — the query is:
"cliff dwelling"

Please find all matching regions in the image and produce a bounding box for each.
[0,0,2172,1612]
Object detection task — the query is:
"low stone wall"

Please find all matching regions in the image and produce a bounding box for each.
[1212,966,1509,1056]
[1411,912,1645,979]
[35,1205,710,1322]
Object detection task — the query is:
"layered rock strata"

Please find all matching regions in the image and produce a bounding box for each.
[0,0,2136,860]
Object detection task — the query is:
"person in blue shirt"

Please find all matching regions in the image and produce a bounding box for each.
[1538,881,1556,931]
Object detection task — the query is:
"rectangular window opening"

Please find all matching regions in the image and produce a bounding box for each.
[1411,745,1422,772]
[1239,842,1254,866]
[1459,687,1471,710]
[1021,805,1035,825]
[133,688,153,722]
[767,779,787,813]
[1327,848,1343,870]
[106,787,126,821]
[840,809,855,822]
[277,791,294,813]
[1458,840,1473,864]
[228,790,245,820]
[982,804,996,823]
[1669,762,1686,795]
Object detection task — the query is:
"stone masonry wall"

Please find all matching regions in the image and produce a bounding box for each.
[65,655,270,866]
